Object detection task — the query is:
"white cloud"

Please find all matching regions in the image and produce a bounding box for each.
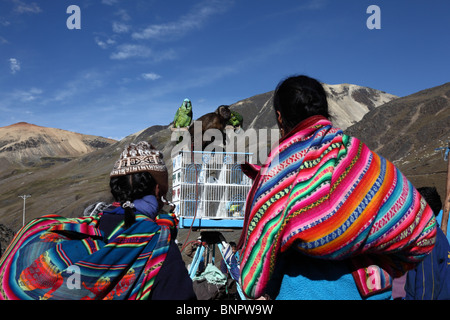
[132,24,177,41]
[110,44,176,62]
[22,88,42,101]
[0,18,11,26]
[303,0,327,10]
[11,87,43,102]
[110,44,153,60]
[112,21,130,34]
[101,0,118,5]
[48,71,105,103]
[95,36,116,49]
[132,0,233,40]
[13,0,42,14]
[115,9,131,22]
[9,58,20,74]
[141,73,161,81]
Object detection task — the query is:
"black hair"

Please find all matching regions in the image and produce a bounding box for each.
[110,171,157,228]
[273,75,330,133]
[417,186,442,215]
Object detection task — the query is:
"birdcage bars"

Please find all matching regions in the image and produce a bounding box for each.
[172,151,252,221]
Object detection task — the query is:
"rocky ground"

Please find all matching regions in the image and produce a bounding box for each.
[0,224,15,257]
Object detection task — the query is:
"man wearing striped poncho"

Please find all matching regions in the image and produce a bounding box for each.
[238,76,437,300]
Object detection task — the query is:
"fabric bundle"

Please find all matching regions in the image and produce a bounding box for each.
[239,115,437,299]
[0,209,177,300]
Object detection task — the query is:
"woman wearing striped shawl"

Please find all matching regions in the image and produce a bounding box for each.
[0,142,195,300]
[238,75,437,300]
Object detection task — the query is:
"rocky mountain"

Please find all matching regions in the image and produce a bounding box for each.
[0,123,173,233]
[345,82,450,203]
[5,81,446,239]
[231,83,397,131]
[0,123,117,232]
[225,83,397,163]
[0,122,117,176]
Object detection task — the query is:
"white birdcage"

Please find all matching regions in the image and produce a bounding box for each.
[172,151,252,228]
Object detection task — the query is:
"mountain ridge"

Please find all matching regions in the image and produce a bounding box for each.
[1,82,448,234]
[0,121,117,175]
[345,82,450,205]
[230,83,397,132]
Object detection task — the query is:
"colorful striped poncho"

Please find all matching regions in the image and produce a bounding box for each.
[0,209,177,300]
[239,116,437,299]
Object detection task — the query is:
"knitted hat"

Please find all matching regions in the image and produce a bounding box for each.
[110,141,168,195]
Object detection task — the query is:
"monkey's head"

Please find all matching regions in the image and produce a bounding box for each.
[216,105,231,122]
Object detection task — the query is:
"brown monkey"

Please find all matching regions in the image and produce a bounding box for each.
[188,105,231,151]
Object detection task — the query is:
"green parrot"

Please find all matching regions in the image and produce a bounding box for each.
[227,110,243,127]
[173,98,193,128]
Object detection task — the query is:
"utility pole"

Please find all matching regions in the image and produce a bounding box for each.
[436,142,450,236]
[18,194,31,227]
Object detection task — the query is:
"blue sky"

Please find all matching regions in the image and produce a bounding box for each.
[0,0,449,140]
